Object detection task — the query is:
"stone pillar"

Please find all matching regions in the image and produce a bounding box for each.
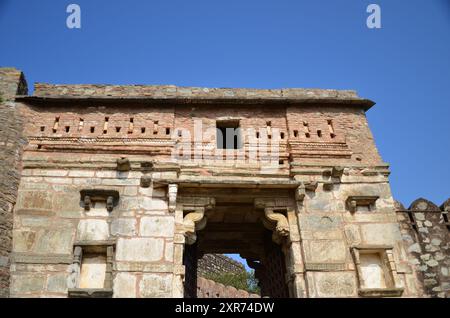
[0,68,27,298]
[173,195,215,298]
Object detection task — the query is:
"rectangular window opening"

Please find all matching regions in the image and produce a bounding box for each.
[216,120,242,149]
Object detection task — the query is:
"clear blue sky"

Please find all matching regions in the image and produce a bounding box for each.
[0,0,449,208]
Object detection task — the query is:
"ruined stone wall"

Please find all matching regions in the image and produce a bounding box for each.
[396,199,450,298]
[197,254,245,277]
[0,68,27,297]
[197,277,259,298]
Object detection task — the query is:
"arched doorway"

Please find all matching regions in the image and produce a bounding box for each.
[177,188,298,298]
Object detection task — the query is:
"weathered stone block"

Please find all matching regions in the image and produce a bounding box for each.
[139,197,168,211]
[113,273,137,298]
[11,274,46,294]
[111,218,137,236]
[361,223,401,245]
[140,216,174,237]
[47,273,68,293]
[139,274,172,297]
[308,240,347,263]
[315,272,356,297]
[13,230,36,252]
[76,219,109,241]
[16,191,53,210]
[34,228,74,254]
[53,193,82,218]
[116,238,164,262]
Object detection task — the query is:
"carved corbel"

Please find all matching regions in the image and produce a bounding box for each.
[106,196,114,212]
[180,196,216,245]
[116,157,131,172]
[295,183,306,203]
[346,196,379,212]
[331,166,344,178]
[323,182,334,191]
[168,184,178,213]
[140,175,152,188]
[80,190,120,212]
[264,208,290,244]
[305,181,318,192]
[183,208,206,245]
[83,195,91,211]
[254,198,291,244]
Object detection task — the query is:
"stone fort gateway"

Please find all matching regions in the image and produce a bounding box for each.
[0,67,448,298]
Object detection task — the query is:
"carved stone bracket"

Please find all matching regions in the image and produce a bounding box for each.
[182,208,206,245]
[295,183,306,203]
[254,198,290,244]
[140,175,152,188]
[116,157,131,172]
[168,184,178,213]
[331,166,344,178]
[80,189,120,212]
[305,181,318,192]
[179,196,215,245]
[265,208,290,244]
[346,196,379,212]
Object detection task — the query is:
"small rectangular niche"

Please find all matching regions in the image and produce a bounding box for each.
[68,243,115,298]
[79,253,107,289]
[346,196,379,213]
[359,252,386,289]
[351,246,403,297]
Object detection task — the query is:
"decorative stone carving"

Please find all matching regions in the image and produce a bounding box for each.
[116,157,131,172]
[80,189,120,212]
[331,166,344,178]
[295,183,306,203]
[305,181,318,192]
[83,195,91,211]
[106,196,114,212]
[346,196,379,213]
[323,182,333,191]
[264,208,290,244]
[254,198,290,244]
[168,184,178,213]
[140,175,152,188]
[179,196,215,245]
[183,208,206,245]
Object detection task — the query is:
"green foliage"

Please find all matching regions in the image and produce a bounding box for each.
[203,270,260,295]
[0,93,3,103]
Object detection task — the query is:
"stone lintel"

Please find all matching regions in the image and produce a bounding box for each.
[68,288,113,298]
[12,253,73,264]
[304,263,346,272]
[358,288,404,298]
